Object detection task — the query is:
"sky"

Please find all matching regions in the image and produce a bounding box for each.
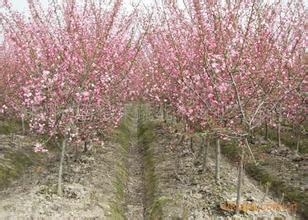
[0,0,162,42]
[10,0,49,11]
[8,0,159,13]
[7,0,307,14]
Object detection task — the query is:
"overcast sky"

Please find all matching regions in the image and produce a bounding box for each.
[8,0,307,14]
[8,0,159,13]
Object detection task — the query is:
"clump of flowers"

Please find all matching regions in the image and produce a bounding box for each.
[33,143,48,153]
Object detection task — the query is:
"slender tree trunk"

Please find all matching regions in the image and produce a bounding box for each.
[242,161,245,186]
[83,141,88,153]
[262,182,269,203]
[244,138,256,165]
[21,116,25,135]
[74,144,78,161]
[250,128,255,143]
[144,104,148,121]
[163,103,166,122]
[296,131,300,155]
[280,192,285,204]
[10,133,14,143]
[58,137,67,196]
[138,102,141,121]
[248,129,252,143]
[216,138,220,183]
[202,137,209,172]
[265,119,268,141]
[236,149,244,214]
[277,111,281,148]
[190,136,194,153]
[178,134,185,146]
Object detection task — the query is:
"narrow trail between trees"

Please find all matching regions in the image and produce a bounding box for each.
[125,107,145,219]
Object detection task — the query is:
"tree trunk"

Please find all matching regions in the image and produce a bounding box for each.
[74,144,78,161]
[280,192,285,204]
[83,141,88,153]
[265,119,268,141]
[163,103,166,122]
[244,138,256,165]
[190,136,194,153]
[296,131,300,155]
[21,116,25,135]
[262,182,269,203]
[58,137,67,196]
[215,138,220,183]
[202,137,209,172]
[236,149,244,214]
[178,134,185,146]
[250,128,255,143]
[138,102,141,121]
[144,104,148,121]
[277,110,281,148]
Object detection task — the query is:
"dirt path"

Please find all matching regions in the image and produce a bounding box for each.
[125,107,145,219]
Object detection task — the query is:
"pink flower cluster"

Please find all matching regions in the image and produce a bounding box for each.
[33,143,48,153]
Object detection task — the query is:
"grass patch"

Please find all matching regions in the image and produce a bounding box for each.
[109,109,131,219]
[0,148,43,189]
[109,103,166,219]
[0,119,22,134]
[137,115,163,219]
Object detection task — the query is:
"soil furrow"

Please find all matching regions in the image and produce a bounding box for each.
[125,108,145,219]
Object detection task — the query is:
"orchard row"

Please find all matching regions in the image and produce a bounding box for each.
[0,0,306,147]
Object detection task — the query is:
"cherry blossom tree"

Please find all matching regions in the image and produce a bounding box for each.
[0,0,143,195]
[139,0,305,209]
[142,0,305,150]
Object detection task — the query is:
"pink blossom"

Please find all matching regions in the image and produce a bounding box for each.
[208,93,214,99]
[33,143,48,153]
[218,83,228,92]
